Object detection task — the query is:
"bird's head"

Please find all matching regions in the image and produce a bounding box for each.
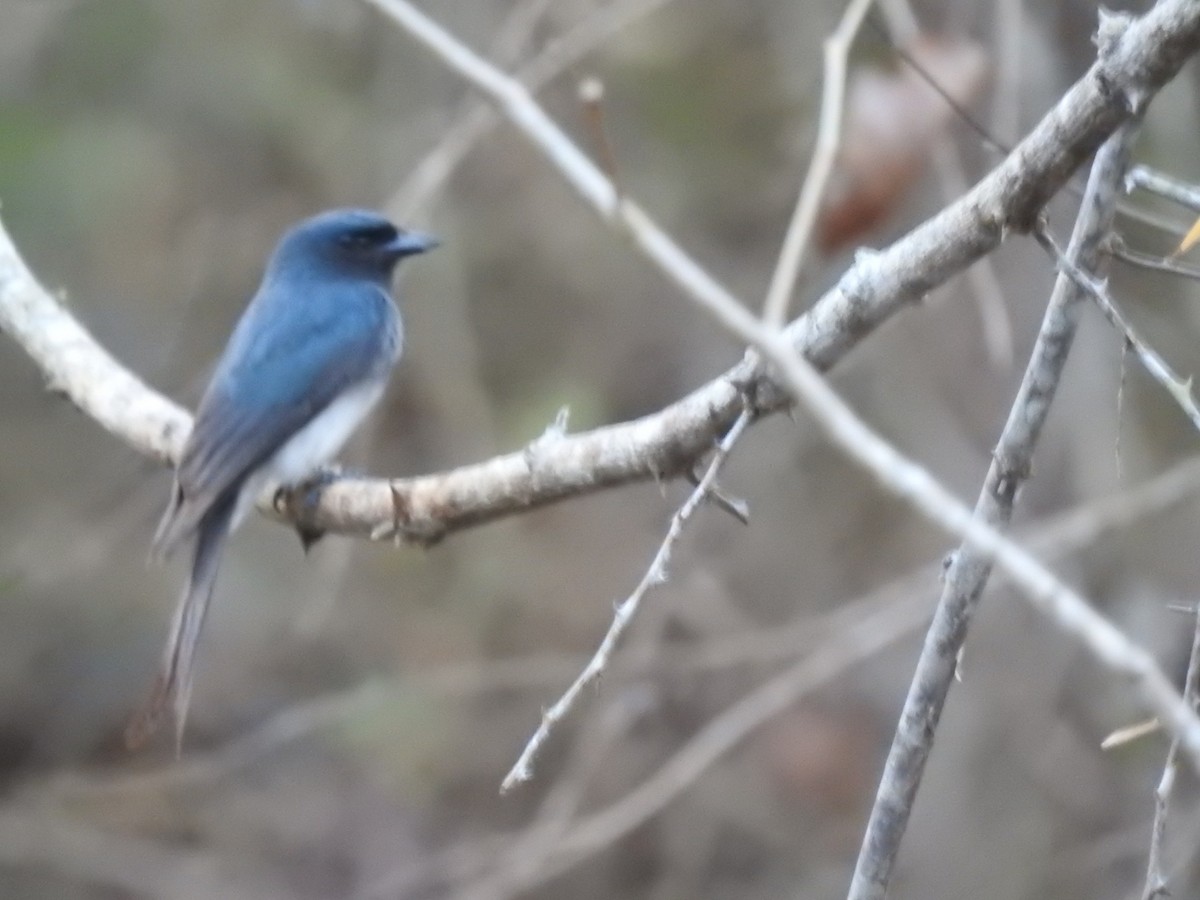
[268,209,439,284]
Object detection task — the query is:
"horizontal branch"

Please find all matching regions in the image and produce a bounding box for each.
[2,0,1198,545]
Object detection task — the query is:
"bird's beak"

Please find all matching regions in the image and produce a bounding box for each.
[388,231,440,258]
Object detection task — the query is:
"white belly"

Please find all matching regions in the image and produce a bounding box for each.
[232,378,387,527]
[270,378,386,481]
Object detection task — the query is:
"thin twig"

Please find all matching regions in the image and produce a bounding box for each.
[1142,606,1200,900]
[764,227,1200,892]
[846,111,1145,900]
[1106,238,1200,282]
[500,407,754,792]
[367,0,1200,366]
[1035,223,1200,434]
[1128,164,1200,214]
[878,0,1014,367]
[388,0,682,218]
[760,0,875,327]
[370,0,1200,823]
[461,698,643,900]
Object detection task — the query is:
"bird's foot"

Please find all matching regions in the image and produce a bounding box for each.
[276,464,363,553]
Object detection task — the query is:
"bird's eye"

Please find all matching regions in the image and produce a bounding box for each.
[338,224,397,249]
[360,223,399,244]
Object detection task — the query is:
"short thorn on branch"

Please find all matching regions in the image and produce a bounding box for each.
[524,405,572,470]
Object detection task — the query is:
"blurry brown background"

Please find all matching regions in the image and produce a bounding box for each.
[3,0,1200,897]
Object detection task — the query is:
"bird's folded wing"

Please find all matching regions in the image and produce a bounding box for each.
[153,284,392,556]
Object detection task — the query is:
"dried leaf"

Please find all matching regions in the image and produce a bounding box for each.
[1177,216,1200,256]
[819,35,989,253]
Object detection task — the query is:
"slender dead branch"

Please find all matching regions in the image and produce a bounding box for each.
[0,225,191,466]
[878,0,1014,366]
[846,109,1145,900]
[500,407,754,792]
[1036,223,1200,433]
[388,0,683,217]
[760,0,875,327]
[365,0,1200,380]
[1107,238,1200,282]
[1128,164,1200,214]
[1142,607,1200,900]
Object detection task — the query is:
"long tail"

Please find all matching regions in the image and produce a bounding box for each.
[126,493,236,754]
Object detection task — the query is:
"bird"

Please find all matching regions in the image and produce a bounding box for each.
[126,208,438,752]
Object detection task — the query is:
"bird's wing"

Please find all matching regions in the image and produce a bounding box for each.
[154,282,394,557]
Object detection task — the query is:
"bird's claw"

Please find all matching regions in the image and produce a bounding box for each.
[277,464,360,554]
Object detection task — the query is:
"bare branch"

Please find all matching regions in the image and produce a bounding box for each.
[1128,164,1200,214]
[1142,607,1200,900]
[500,407,754,792]
[1036,223,1200,432]
[768,240,1200,893]
[388,0,682,218]
[760,0,875,327]
[1107,238,1200,282]
[367,0,1200,367]
[366,0,766,347]
[847,108,1144,900]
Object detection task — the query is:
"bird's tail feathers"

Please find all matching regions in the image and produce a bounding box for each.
[127,493,236,754]
[150,482,206,564]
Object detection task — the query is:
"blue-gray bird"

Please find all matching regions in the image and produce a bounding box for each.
[128,209,437,750]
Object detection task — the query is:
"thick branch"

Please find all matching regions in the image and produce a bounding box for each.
[0,225,190,467]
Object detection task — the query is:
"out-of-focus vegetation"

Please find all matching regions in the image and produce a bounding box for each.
[3,0,1200,897]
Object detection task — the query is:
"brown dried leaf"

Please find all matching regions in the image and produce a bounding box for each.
[818,34,989,253]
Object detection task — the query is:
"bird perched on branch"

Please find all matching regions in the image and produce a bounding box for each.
[127,208,438,752]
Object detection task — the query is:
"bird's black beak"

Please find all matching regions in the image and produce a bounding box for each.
[388,230,440,258]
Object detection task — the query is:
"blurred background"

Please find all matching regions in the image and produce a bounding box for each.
[3,0,1200,897]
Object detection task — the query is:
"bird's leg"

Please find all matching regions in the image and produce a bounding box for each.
[276,464,362,553]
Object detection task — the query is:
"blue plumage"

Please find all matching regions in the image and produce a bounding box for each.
[129,209,437,751]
